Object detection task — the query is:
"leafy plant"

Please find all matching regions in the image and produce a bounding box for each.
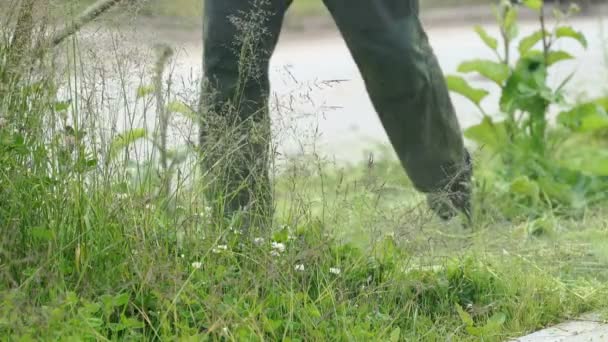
[447,0,608,214]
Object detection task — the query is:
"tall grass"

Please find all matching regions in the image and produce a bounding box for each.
[0,1,607,340]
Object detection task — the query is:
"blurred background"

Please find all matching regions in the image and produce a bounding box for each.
[97,0,606,164]
[6,0,607,163]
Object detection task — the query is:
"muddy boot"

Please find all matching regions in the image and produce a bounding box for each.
[427,149,473,222]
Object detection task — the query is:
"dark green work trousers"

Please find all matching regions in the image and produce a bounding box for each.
[200,0,466,225]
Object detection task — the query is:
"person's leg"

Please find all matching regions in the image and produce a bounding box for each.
[200,0,291,228]
[322,0,471,219]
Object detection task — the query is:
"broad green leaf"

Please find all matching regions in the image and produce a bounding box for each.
[547,50,574,66]
[555,26,588,48]
[479,312,508,336]
[504,6,519,40]
[379,235,398,264]
[474,26,498,51]
[538,178,574,204]
[575,158,608,176]
[488,312,507,327]
[306,304,322,319]
[576,106,608,132]
[464,116,508,149]
[108,128,148,161]
[113,293,130,307]
[136,85,155,99]
[558,102,608,132]
[597,97,608,110]
[518,30,546,55]
[522,0,543,11]
[560,146,608,177]
[82,302,101,315]
[390,327,401,342]
[54,100,72,112]
[510,176,540,198]
[445,75,489,106]
[85,317,104,328]
[167,100,196,120]
[122,316,145,329]
[272,226,290,243]
[500,54,549,116]
[458,60,510,85]
[455,304,475,326]
[31,227,53,240]
[263,318,283,334]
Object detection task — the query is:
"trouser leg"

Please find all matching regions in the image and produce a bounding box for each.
[323,0,466,193]
[200,0,291,227]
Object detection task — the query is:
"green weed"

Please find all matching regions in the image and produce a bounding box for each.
[447,0,608,219]
[0,0,607,341]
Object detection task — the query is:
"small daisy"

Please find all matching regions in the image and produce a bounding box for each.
[329,267,341,275]
[294,264,305,272]
[253,237,265,245]
[212,245,228,254]
[271,242,286,253]
[191,261,202,269]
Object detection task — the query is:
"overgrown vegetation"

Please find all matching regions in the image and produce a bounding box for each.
[1,0,607,340]
[447,0,608,219]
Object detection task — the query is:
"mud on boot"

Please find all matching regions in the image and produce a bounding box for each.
[427,149,473,223]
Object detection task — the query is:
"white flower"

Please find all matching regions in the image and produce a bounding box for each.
[294,264,305,272]
[212,245,228,254]
[191,261,202,269]
[229,226,242,235]
[116,192,128,200]
[270,250,281,257]
[222,327,229,335]
[329,267,341,275]
[271,242,286,253]
[180,254,185,258]
[253,237,265,245]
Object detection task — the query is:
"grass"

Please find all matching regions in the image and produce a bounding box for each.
[2,151,607,340]
[1,1,608,341]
